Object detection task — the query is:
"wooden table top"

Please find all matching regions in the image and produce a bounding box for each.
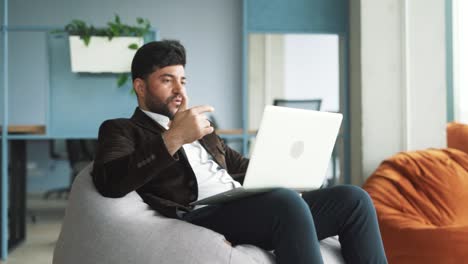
[216,129,257,135]
[0,125,46,134]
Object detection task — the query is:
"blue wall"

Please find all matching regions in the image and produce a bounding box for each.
[247,0,348,33]
[3,0,244,193]
[7,0,243,130]
[3,0,351,191]
[7,31,48,126]
[0,0,5,127]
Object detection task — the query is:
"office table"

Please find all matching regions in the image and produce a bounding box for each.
[1,126,253,252]
[1,125,44,250]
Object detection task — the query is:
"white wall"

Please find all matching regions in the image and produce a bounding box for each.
[354,0,447,182]
[248,34,340,130]
[284,34,339,112]
[405,0,447,150]
[248,34,285,130]
[453,0,468,123]
[359,0,405,180]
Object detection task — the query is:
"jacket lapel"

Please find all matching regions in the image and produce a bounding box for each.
[130,108,225,168]
[131,107,167,134]
[130,107,190,161]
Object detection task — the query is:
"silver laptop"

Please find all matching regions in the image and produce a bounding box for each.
[190,105,343,205]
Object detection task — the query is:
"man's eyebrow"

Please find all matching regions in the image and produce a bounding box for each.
[159,73,186,80]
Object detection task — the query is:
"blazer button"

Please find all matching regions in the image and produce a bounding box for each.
[189,194,197,201]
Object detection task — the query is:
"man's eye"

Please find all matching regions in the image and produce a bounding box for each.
[163,79,171,83]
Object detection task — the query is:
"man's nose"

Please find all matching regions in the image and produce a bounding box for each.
[173,81,185,93]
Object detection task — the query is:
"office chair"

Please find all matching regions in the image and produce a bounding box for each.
[43,139,97,199]
[272,98,322,111]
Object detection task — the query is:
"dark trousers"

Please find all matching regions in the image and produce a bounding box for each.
[181,185,387,264]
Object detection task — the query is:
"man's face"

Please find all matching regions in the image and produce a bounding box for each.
[137,65,186,119]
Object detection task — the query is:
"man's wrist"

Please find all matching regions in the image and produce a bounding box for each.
[162,130,184,156]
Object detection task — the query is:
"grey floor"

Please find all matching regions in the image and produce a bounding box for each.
[0,195,67,264]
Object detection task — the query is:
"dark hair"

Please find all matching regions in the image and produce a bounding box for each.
[131,40,186,81]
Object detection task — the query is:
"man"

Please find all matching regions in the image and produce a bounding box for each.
[92,40,387,264]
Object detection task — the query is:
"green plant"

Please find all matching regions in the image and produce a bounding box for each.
[64,15,151,46]
[61,15,151,90]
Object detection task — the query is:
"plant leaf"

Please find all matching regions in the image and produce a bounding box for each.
[110,24,119,37]
[117,74,129,87]
[64,15,152,38]
[128,43,139,50]
[83,35,91,46]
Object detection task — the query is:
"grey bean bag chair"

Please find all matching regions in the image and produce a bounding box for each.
[53,163,344,264]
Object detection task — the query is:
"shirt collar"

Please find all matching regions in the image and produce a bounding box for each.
[140,108,170,130]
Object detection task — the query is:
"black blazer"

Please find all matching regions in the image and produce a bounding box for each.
[92,107,249,218]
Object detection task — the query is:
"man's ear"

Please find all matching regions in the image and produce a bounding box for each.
[133,78,146,98]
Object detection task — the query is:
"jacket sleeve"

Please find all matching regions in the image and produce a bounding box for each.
[91,120,178,198]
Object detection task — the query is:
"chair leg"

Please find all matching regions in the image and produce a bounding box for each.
[29,211,37,224]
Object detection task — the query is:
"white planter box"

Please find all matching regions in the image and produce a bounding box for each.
[69,36,143,73]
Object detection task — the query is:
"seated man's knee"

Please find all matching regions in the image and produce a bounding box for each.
[268,188,313,227]
[269,188,308,211]
[336,185,374,209]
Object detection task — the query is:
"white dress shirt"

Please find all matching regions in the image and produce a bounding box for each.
[140,109,241,208]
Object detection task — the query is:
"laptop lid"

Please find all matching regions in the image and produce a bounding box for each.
[243,105,343,191]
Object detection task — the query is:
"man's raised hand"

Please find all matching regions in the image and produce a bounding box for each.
[162,95,215,155]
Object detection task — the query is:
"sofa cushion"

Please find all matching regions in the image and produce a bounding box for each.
[363,148,468,264]
[53,163,344,264]
[447,122,468,154]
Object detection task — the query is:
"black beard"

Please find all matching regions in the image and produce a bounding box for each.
[145,95,177,119]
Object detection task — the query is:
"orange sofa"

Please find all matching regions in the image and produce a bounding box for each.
[447,122,468,154]
[363,122,468,264]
